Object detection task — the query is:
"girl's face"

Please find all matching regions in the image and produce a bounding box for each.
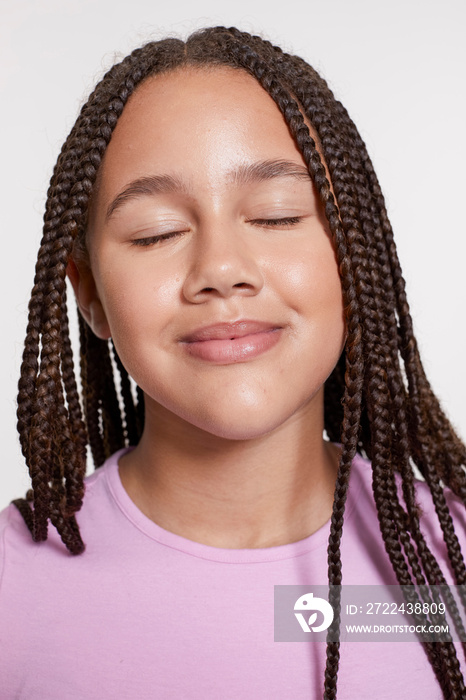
[76,66,346,440]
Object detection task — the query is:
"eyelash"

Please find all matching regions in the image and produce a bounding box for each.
[131,216,304,247]
[249,216,303,227]
[131,230,185,247]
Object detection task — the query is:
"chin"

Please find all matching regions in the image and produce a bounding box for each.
[191,408,290,442]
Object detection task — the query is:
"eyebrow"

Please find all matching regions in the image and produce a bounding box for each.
[105,159,312,221]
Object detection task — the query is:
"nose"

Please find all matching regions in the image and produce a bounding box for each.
[182,224,264,303]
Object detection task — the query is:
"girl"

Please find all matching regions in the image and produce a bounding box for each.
[1,25,465,700]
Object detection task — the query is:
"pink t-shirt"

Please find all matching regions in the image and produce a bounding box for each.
[0,449,465,699]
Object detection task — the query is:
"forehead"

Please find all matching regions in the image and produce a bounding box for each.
[113,64,286,137]
[97,66,308,186]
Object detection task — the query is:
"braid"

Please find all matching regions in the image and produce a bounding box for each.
[14,25,465,697]
[111,342,140,447]
[267,41,466,693]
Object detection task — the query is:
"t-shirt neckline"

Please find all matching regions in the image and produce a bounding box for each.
[102,446,366,564]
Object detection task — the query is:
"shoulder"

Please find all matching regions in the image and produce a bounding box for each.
[0,502,35,587]
[0,501,31,550]
[349,449,465,526]
[348,451,466,581]
[411,472,466,571]
[0,450,124,567]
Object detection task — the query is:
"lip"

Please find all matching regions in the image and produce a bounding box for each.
[180,320,283,363]
[181,320,281,342]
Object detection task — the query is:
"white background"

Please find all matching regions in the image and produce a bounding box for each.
[1,0,465,509]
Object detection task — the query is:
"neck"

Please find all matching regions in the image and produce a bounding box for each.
[118,393,340,549]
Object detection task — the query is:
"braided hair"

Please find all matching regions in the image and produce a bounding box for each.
[13,26,466,699]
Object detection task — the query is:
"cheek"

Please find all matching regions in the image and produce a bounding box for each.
[279,237,345,374]
[95,255,181,342]
[276,236,343,317]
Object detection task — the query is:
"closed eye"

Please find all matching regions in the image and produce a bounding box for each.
[248,216,304,227]
[131,230,186,247]
[131,216,304,246]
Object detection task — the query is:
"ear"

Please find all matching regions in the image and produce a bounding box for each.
[66,257,111,340]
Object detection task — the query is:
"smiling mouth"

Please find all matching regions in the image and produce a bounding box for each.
[180,321,283,363]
